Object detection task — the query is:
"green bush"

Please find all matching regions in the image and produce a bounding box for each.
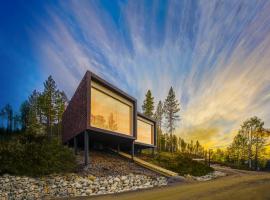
[0,133,76,177]
[143,152,214,176]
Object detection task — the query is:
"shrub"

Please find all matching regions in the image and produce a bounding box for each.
[142,152,214,176]
[0,133,76,177]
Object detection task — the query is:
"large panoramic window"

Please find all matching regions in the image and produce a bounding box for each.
[136,118,153,145]
[90,81,133,136]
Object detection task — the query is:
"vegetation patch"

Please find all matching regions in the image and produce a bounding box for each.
[0,133,76,177]
[141,152,214,177]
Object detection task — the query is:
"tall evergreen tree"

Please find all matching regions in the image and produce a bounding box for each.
[27,90,44,134]
[154,101,163,130]
[55,90,68,138]
[142,90,155,117]
[20,101,30,131]
[180,138,187,153]
[0,108,6,130]
[41,76,57,138]
[4,104,13,132]
[172,135,178,152]
[163,87,180,152]
[13,114,21,131]
[154,101,163,151]
[195,140,200,155]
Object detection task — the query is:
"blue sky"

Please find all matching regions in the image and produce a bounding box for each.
[1,0,270,148]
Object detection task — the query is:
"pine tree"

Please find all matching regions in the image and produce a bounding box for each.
[142,90,155,117]
[172,135,178,152]
[55,90,68,138]
[41,76,57,138]
[20,101,30,131]
[154,101,163,151]
[27,90,44,135]
[163,87,180,152]
[0,107,6,130]
[13,114,21,131]
[159,134,166,151]
[154,101,163,130]
[195,140,200,155]
[180,138,187,153]
[4,104,13,132]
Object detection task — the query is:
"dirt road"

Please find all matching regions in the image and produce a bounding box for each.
[73,166,270,200]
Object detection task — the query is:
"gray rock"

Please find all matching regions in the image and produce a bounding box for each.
[114,177,120,182]
[86,189,92,195]
[75,183,82,189]
[144,182,151,186]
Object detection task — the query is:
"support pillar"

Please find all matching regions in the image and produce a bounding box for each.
[131,141,134,160]
[84,131,89,166]
[74,136,78,155]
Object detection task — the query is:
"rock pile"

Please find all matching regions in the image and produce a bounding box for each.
[185,171,227,181]
[0,173,167,199]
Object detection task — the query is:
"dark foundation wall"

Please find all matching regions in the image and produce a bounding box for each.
[62,72,90,143]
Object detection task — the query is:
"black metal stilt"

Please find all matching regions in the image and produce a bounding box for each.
[84,131,89,166]
[131,141,134,160]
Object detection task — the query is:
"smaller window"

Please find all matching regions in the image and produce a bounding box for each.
[136,118,153,145]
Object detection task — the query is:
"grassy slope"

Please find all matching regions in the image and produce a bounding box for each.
[139,152,214,176]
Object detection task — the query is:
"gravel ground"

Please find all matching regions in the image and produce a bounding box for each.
[77,150,161,178]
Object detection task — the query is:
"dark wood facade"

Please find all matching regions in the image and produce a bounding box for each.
[62,72,89,143]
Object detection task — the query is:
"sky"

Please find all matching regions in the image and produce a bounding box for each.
[1,0,270,148]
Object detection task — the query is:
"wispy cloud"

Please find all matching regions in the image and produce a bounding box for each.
[33,0,270,148]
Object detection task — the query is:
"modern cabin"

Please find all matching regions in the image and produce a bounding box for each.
[62,71,156,165]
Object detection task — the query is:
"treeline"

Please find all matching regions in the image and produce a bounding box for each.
[0,76,68,139]
[142,88,205,157]
[0,76,76,176]
[212,116,270,170]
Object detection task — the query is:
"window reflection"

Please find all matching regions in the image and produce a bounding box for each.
[137,119,153,144]
[90,86,132,135]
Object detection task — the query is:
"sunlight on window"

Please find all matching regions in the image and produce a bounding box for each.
[137,118,153,144]
[90,85,132,136]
